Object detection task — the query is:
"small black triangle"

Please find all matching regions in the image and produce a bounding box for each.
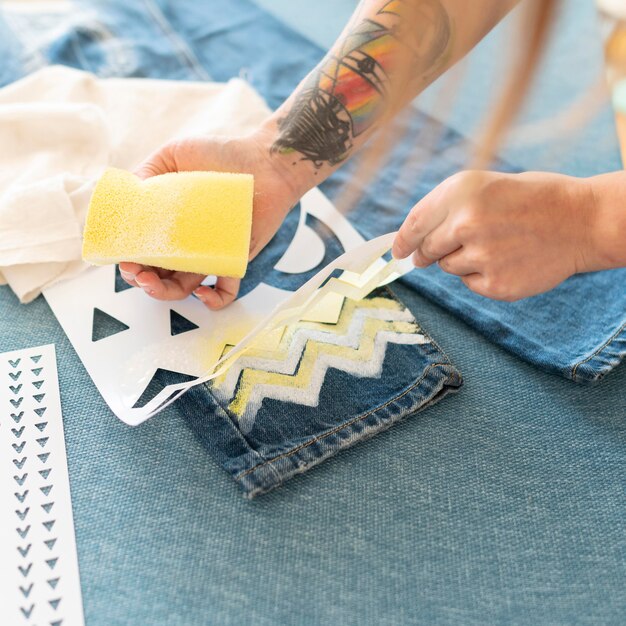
[170,310,199,336]
[114,265,134,293]
[132,369,197,408]
[92,308,130,342]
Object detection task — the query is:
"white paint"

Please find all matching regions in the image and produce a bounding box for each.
[237,330,428,433]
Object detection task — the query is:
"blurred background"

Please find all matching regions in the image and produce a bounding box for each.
[257,0,626,170]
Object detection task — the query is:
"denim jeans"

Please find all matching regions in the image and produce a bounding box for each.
[1,0,623,384]
[0,0,463,497]
[2,1,626,624]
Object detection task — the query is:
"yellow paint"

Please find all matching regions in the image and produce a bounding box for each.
[211,295,406,392]
[228,316,418,416]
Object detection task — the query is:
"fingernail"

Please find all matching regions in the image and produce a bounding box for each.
[120,270,135,280]
[143,287,155,295]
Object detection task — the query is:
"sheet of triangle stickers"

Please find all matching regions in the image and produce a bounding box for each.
[0,344,84,626]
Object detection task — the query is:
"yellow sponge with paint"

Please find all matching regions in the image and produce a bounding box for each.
[82,167,254,277]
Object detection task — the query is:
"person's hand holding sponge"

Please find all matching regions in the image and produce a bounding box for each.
[83,134,301,310]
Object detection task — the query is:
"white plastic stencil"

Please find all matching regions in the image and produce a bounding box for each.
[43,187,412,425]
[273,201,326,274]
[0,344,85,626]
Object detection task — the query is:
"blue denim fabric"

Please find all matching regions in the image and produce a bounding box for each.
[319,122,626,383]
[3,0,622,384]
[195,288,462,497]
[0,0,324,107]
[0,0,462,497]
[3,268,626,626]
[1,1,626,624]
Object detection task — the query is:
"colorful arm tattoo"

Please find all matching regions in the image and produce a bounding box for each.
[271,0,451,168]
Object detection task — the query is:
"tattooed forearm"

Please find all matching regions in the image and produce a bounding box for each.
[271,0,451,168]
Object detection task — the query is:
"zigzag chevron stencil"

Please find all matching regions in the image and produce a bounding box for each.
[211,294,430,432]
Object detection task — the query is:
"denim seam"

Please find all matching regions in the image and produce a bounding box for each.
[234,361,453,480]
[204,392,285,487]
[142,0,211,81]
[571,319,626,382]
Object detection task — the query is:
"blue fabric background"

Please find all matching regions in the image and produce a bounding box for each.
[1,0,625,624]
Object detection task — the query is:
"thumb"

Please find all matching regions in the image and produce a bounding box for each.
[133,142,178,180]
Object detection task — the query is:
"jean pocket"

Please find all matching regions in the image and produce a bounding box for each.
[179,286,463,497]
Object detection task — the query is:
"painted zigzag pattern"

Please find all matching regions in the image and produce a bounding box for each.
[211,295,429,432]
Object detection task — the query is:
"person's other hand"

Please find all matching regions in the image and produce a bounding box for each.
[392,170,596,301]
[119,133,301,310]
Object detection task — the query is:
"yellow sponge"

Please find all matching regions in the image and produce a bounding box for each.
[82,167,254,277]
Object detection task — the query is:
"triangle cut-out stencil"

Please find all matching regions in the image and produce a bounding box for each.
[40,187,407,426]
[91,308,130,342]
[170,310,199,336]
[114,265,134,293]
[132,369,198,409]
[0,345,85,626]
